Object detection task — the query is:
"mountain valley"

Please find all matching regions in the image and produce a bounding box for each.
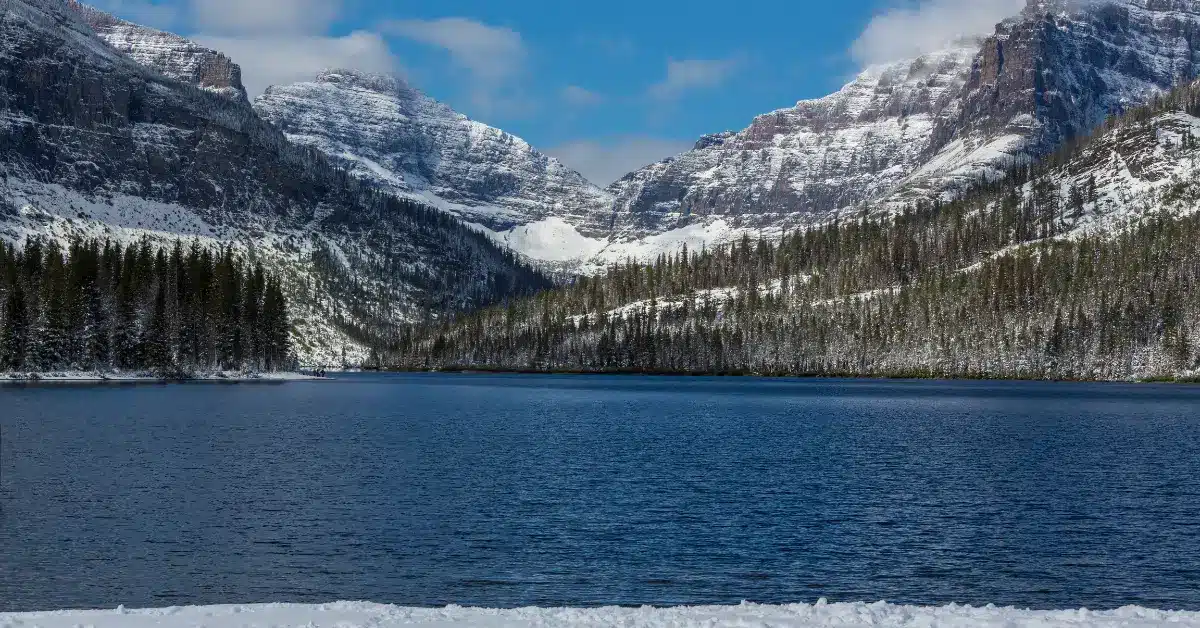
[5,0,1200,371]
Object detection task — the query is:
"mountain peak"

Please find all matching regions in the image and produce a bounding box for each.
[312,69,411,95]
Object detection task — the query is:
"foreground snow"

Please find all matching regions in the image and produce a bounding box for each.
[1,602,1198,627]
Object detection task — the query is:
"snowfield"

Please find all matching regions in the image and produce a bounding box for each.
[1,602,1198,628]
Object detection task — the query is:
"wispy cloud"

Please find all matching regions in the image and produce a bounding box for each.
[648,57,741,101]
[561,85,603,107]
[851,0,1023,67]
[384,17,530,113]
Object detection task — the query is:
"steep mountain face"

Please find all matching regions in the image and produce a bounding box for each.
[246,45,984,269]
[608,0,1200,245]
[0,0,548,364]
[66,0,248,101]
[252,71,614,239]
[606,42,981,240]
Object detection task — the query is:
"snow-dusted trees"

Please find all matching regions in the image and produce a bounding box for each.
[0,238,293,374]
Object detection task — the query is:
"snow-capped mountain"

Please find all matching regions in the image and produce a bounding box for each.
[0,0,547,364]
[252,71,615,264]
[66,0,248,102]
[242,0,1200,273]
[607,0,1200,245]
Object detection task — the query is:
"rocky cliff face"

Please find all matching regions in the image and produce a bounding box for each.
[252,71,614,237]
[0,0,548,363]
[67,0,248,101]
[906,0,1200,198]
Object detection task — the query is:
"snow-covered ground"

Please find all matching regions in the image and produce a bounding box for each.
[1,602,1197,627]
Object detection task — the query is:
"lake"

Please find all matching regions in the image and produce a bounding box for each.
[1,374,1198,612]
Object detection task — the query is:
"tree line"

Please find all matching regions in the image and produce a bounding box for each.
[0,238,292,374]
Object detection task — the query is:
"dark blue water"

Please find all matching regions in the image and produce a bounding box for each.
[1,374,1199,612]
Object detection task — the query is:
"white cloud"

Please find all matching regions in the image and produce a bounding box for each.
[851,0,1023,67]
[561,86,603,107]
[384,17,528,114]
[189,0,340,35]
[193,31,397,96]
[546,137,694,186]
[648,58,741,101]
[385,18,525,83]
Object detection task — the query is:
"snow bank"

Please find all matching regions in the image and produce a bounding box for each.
[1,601,1197,627]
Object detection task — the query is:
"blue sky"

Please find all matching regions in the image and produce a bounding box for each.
[97,0,1022,185]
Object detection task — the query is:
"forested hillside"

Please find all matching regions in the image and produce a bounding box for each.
[0,238,292,375]
[377,83,1200,381]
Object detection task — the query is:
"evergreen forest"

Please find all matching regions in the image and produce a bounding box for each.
[0,238,292,375]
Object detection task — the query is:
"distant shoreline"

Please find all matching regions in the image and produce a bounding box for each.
[0,371,330,385]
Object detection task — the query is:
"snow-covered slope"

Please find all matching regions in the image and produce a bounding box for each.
[67,0,248,101]
[1012,95,1200,234]
[253,70,614,237]
[0,0,548,365]
[1,601,1197,627]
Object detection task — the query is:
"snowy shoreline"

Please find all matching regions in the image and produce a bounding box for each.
[1,601,1198,627]
[0,371,329,384]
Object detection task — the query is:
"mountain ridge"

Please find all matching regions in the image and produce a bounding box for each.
[240,0,1200,272]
